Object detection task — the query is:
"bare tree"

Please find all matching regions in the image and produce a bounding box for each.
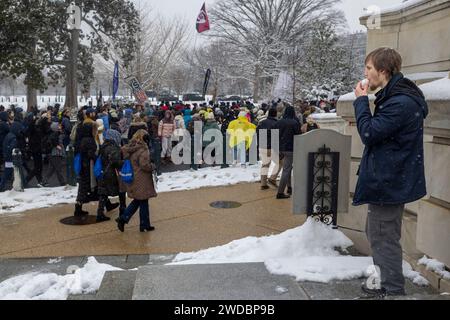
[209,0,345,101]
[132,8,190,91]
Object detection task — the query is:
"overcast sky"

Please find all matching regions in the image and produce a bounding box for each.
[133,0,405,33]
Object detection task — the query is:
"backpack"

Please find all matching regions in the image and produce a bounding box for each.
[74,153,82,176]
[94,156,104,180]
[119,159,134,184]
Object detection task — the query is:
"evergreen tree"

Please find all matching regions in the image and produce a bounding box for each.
[0,0,139,110]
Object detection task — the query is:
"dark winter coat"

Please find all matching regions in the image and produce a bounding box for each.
[122,141,157,200]
[24,115,43,154]
[2,121,23,162]
[97,140,123,197]
[256,116,278,149]
[61,116,72,147]
[202,119,220,147]
[76,122,99,203]
[272,106,301,152]
[0,112,9,158]
[353,73,428,206]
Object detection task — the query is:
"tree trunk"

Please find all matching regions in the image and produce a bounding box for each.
[212,79,219,102]
[65,29,80,113]
[26,85,37,113]
[26,38,38,112]
[253,65,261,102]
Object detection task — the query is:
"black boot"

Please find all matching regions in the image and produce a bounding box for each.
[276,193,290,199]
[105,200,120,212]
[140,226,155,232]
[287,187,293,195]
[96,213,111,223]
[74,203,88,217]
[116,217,125,232]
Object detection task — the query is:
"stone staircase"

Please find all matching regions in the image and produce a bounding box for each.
[68,255,450,301]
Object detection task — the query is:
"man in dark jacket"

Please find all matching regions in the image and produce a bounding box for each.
[24,113,45,187]
[0,122,21,191]
[272,106,301,199]
[0,111,10,166]
[354,47,428,298]
[256,108,278,190]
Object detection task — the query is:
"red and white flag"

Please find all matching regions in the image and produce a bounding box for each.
[196,2,210,33]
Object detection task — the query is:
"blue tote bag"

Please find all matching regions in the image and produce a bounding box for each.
[120,159,134,184]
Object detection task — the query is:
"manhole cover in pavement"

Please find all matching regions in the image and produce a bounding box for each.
[210,201,242,209]
[60,215,98,226]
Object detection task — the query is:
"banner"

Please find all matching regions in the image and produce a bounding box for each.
[202,69,211,98]
[112,61,119,100]
[127,77,148,103]
[196,2,210,33]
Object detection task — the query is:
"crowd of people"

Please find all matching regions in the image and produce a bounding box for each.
[0,98,327,232]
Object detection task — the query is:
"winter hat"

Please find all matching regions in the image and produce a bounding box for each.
[104,129,122,146]
[206,112,215,120]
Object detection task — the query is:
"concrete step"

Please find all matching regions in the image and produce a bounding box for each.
[132,263,309,300]
[95,270,137,300]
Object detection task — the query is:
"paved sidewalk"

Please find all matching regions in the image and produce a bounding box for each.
[0,182,305,258]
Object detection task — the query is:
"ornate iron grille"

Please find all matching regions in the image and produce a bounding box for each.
[307,145,339,228]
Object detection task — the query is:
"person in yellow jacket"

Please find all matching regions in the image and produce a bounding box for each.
[227,111,256,167]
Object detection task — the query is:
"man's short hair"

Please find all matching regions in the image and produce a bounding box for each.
[365,47,402,77]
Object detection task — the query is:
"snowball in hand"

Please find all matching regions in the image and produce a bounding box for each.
[361,79,369,87]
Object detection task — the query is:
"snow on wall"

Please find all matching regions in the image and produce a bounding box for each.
[419,77,450,100]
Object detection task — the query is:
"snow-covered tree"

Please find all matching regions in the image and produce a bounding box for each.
[209,0,345,102]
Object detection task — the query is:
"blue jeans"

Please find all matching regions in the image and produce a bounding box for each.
[0,167,13,191]
[122,199,151,229]
[233,142,246,164]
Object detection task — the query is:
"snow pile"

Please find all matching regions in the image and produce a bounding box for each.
[0,165,261,215]
[0,185,78,215]
[419,77,450,101]
[0,257,121,300]
[418,256,450,280]
[156,164,260,193]
[403,261,429,286]
[171,218,432,284]
[171,218,375,283]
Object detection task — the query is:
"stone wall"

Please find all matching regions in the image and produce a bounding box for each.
[360,0,450,74]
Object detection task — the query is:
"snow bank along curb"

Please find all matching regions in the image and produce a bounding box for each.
[0,165,261,215]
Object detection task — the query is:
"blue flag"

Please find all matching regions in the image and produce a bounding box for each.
[113,61,119,100]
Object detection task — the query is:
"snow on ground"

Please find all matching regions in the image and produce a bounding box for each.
[170,218,372,283]
[0,185,78,215]
[418,256,450,280]
[170,218,430,285]
[0,220,431,299]
[0,165,261,215]
[403,261,429,286]
[0,257,122,300]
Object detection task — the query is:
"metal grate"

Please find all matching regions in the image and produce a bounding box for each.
[60,216,98,226]
[210,201,242,209]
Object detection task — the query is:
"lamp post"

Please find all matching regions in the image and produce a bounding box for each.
[65,2,81,115]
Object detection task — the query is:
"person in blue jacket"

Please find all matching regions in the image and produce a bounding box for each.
[354,47,428,298]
